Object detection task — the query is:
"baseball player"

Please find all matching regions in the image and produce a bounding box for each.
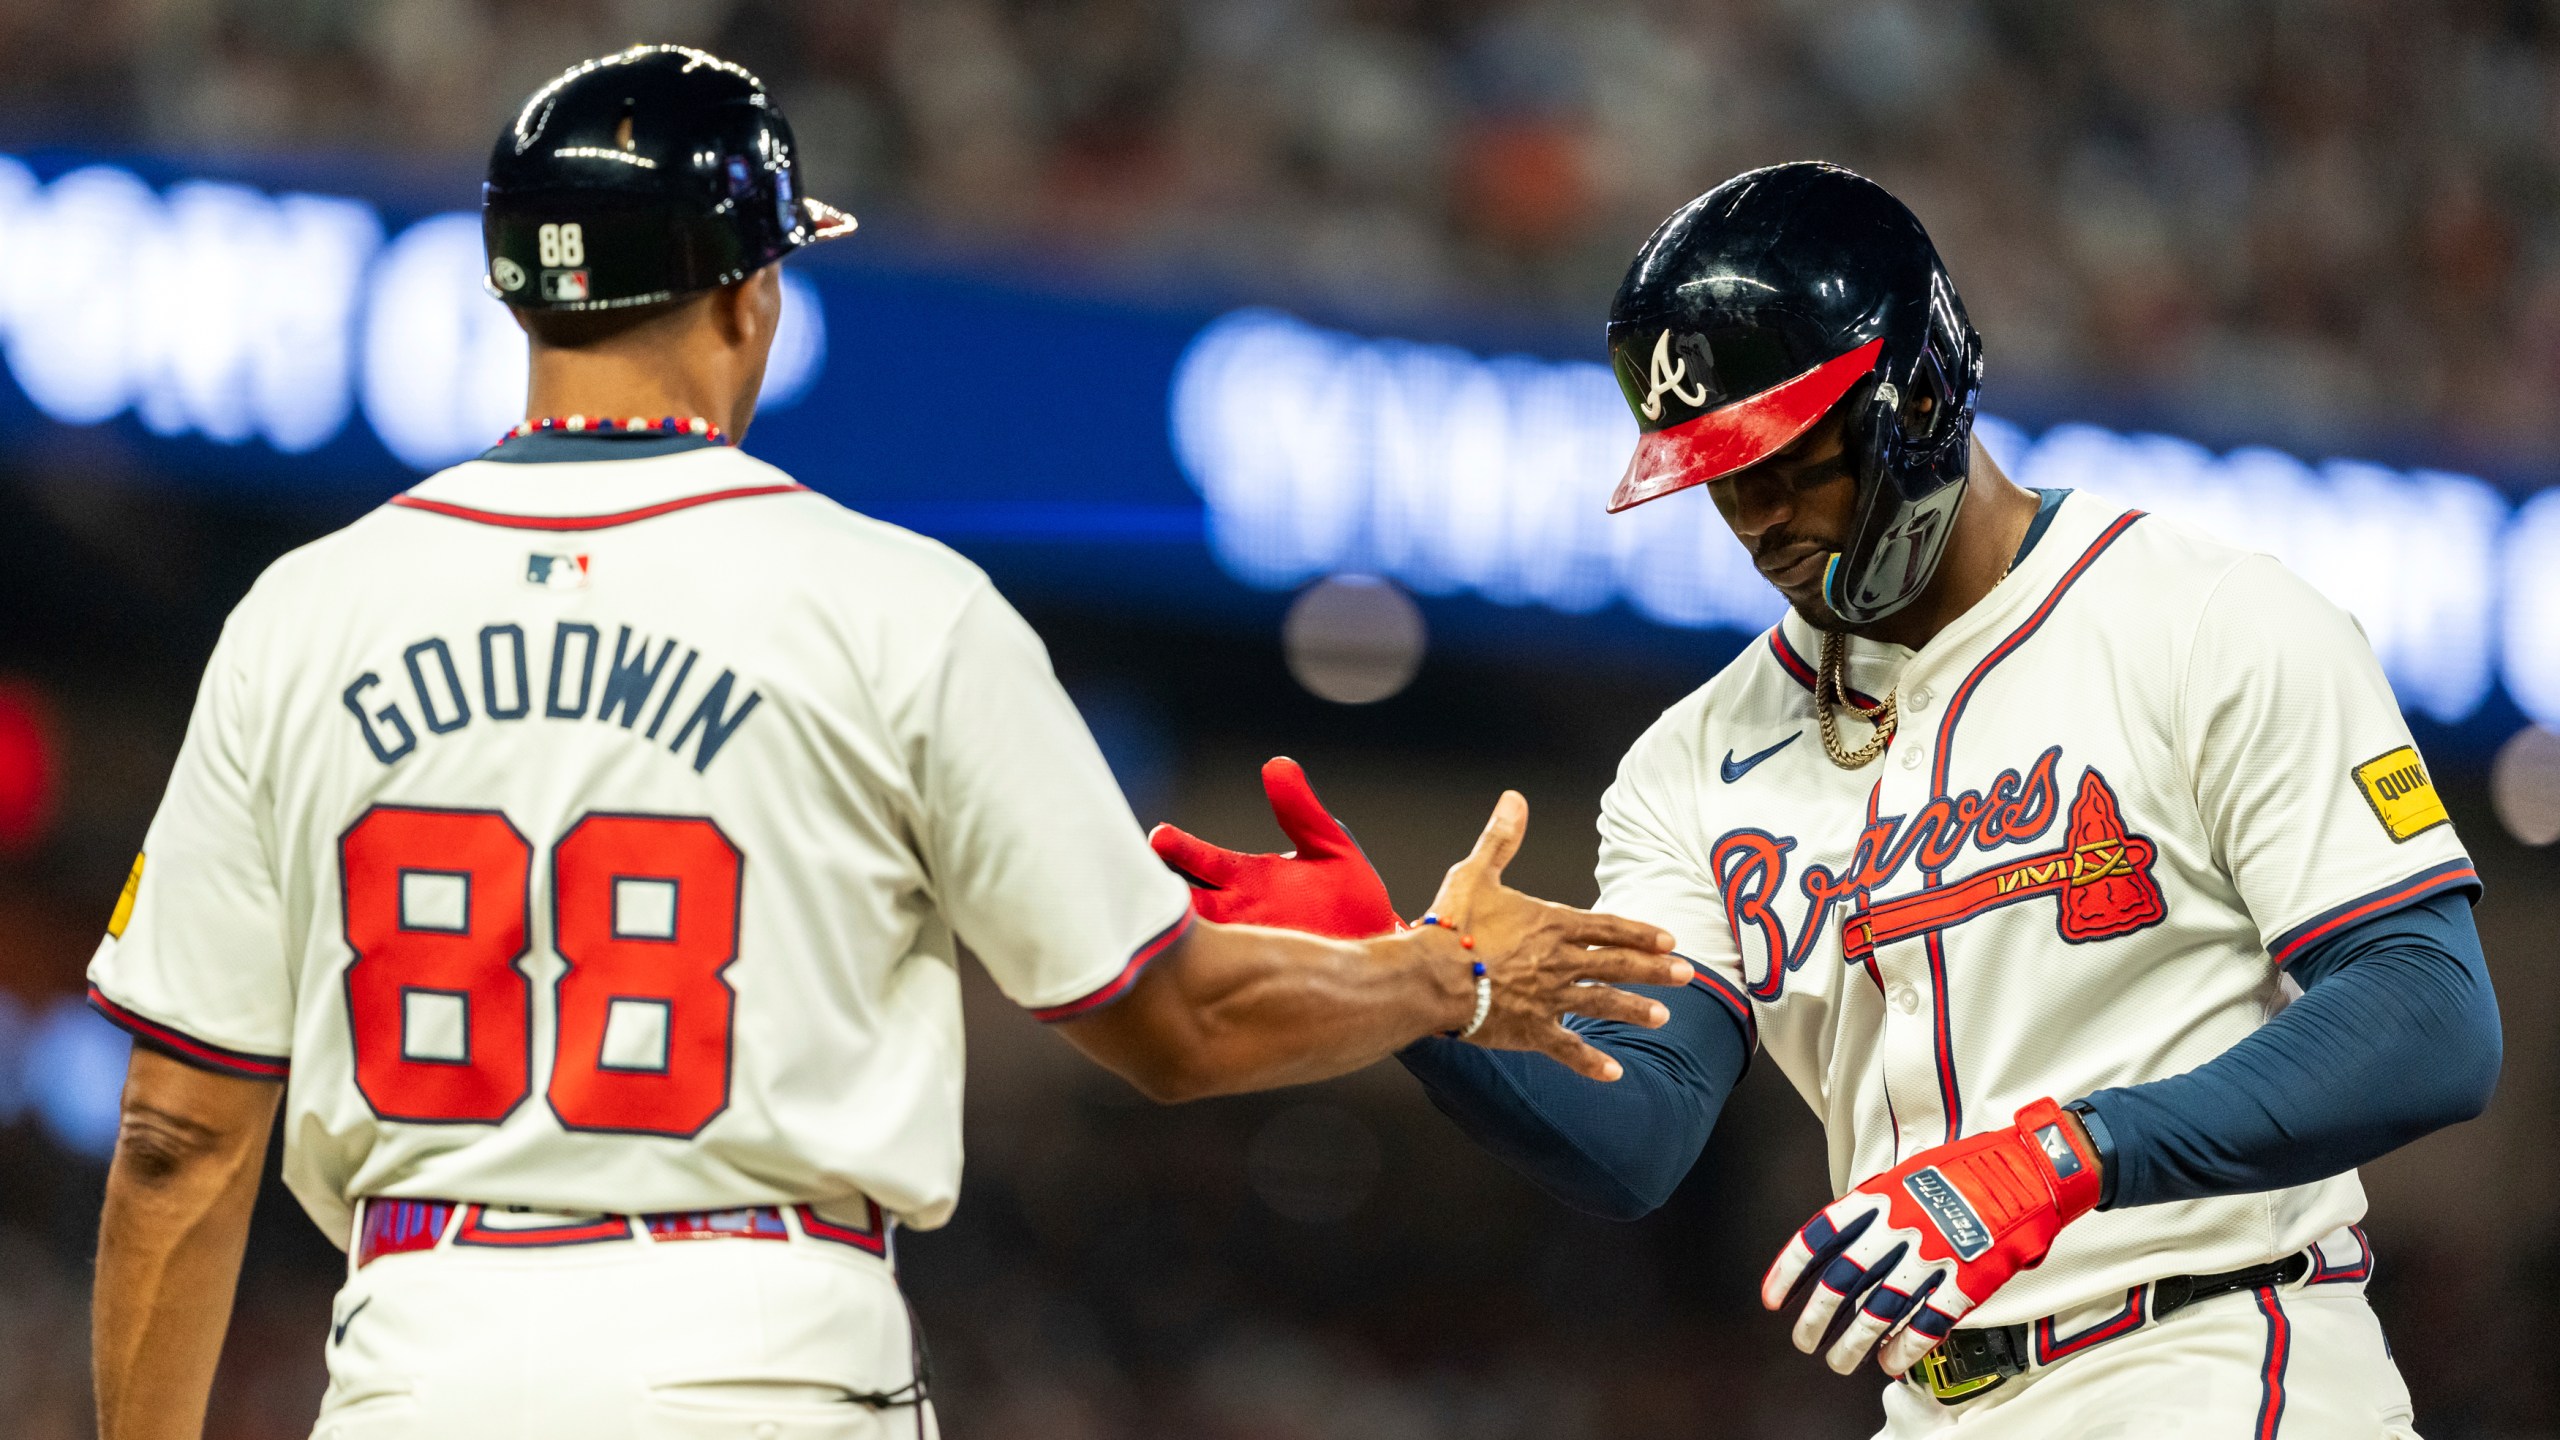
[83,47,1686,1440]
[1149,163,2502,1436]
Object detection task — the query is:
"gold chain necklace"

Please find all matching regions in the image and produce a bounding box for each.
[1815,629,1895,769]
[1813,555,2016,770]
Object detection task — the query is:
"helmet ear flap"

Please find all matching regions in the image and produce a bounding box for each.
[1897,347,1951,445]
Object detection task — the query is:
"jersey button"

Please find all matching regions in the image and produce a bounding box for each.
[1900,745,1923,770]
[1889,983,1920,1014]
[1907,685,1934,712]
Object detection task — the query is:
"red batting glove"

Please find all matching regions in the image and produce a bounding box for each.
[1761,1097,2102,1377]
[1147,757,1402,940]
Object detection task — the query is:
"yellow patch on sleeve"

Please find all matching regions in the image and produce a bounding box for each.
[106,852,144,938]
[2352,747,2449,843]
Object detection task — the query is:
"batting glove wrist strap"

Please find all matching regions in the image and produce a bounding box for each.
[1761,1097,2102,1378]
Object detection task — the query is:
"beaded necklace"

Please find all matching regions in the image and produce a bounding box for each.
[502,414,726,446]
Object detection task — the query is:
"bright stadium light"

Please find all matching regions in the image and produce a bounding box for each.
[23,996,128,1160]
[4,164,160,427]
[760,269,827,410]
[1171,308,2510,723]
[2503,491,2560,730]
[361,212,529,471]
[1168,308,1782,633]
[0,160,379,452]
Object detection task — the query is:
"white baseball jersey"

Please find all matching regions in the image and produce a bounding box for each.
[1598,489,2476,1328]
[88,435,1193,1247]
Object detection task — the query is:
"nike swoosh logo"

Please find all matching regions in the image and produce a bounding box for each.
[1721,732,1802,783]
[332,1297,371,1346]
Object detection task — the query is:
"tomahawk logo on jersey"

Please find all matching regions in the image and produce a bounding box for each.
[88,437,1193,1246]
[1597,490,2477,1329]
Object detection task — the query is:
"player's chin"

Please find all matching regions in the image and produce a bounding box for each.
[1783,588,1849,633]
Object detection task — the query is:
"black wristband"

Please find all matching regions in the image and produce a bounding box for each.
[2065,1098,2120,1210]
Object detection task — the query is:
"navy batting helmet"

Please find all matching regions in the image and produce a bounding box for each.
[1605,162,1983,625]
[483,44,857,311]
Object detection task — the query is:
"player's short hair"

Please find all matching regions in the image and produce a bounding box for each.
[517,296,694,351]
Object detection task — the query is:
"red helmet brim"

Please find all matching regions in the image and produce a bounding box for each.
[1606,338,1885,514]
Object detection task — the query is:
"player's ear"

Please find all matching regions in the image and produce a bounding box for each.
[718,268,782,351]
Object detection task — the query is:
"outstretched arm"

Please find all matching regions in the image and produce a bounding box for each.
[1401,973,1750,1219]
[1064,786,1686,1101]
[94,1046,280,1440]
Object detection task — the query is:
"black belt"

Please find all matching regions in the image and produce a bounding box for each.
[1912,1251,2311,1405]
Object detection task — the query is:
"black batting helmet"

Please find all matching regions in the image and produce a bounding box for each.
[1605,162,1983,625]
[483,44,857,311]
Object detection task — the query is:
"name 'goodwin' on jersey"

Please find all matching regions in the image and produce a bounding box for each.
[1595,490,2477,1330]
[341,619,761,773]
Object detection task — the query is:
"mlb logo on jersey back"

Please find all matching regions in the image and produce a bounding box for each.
[526,553,589,590]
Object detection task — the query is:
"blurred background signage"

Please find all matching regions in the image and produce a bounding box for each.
[2,152,2555,738]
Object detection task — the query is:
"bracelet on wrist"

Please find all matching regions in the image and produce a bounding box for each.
[1416,914,1492,1038]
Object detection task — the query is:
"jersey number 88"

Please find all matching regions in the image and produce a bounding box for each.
[536,222,586,267]
[339,805,742,1137]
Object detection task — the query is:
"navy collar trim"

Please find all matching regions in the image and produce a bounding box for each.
[477,431,723,464]
[2012,488,2070,569]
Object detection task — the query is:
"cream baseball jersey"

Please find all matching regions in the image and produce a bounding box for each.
[88,436,1194,1247]
[1596,489,2476,1328]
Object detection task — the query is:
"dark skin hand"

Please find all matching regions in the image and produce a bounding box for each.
[1059,790,1689,1101]
[1703,395,2104,1179]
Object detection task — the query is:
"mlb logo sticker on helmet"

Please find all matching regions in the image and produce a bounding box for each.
[541,270,591,302]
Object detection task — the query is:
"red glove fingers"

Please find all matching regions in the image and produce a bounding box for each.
[1145,758,1402,939]
[1260,756,1357,860]
[1147,822,1246,891]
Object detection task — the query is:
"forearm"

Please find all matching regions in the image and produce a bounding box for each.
[2078,891,2498,1207]
[1402,978,1749,1219]
[1068,920,1474,1102]
[94,1049,279,1440]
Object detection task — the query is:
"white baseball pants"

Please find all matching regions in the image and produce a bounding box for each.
[308,1214,935,1440]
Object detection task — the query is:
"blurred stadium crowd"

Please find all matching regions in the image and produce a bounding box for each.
[8,0,2560,458]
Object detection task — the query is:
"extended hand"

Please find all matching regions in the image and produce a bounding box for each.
[1148,757,1402,939]
[1760,1098,2102,1376]
[1422,790,1689,1081]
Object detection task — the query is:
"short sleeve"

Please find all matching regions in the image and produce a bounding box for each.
[906,585,1193,1020]
[1595,714,1757,1045]
[2182,554,2479,969]
[87,618,294,1077]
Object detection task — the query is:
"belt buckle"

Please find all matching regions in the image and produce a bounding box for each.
[1914,1346,2005,1405]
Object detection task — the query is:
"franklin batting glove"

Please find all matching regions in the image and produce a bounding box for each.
[1761,1097,2102,1377]
[1147,757,1402,940]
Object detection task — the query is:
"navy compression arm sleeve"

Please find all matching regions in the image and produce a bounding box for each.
[2078,888,2499,1208]
[1397,976,1751,1220]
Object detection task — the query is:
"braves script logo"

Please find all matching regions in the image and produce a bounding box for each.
[1640,330,1709,421]
[1711,751,2169,999]
[1713,746,2065,997]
